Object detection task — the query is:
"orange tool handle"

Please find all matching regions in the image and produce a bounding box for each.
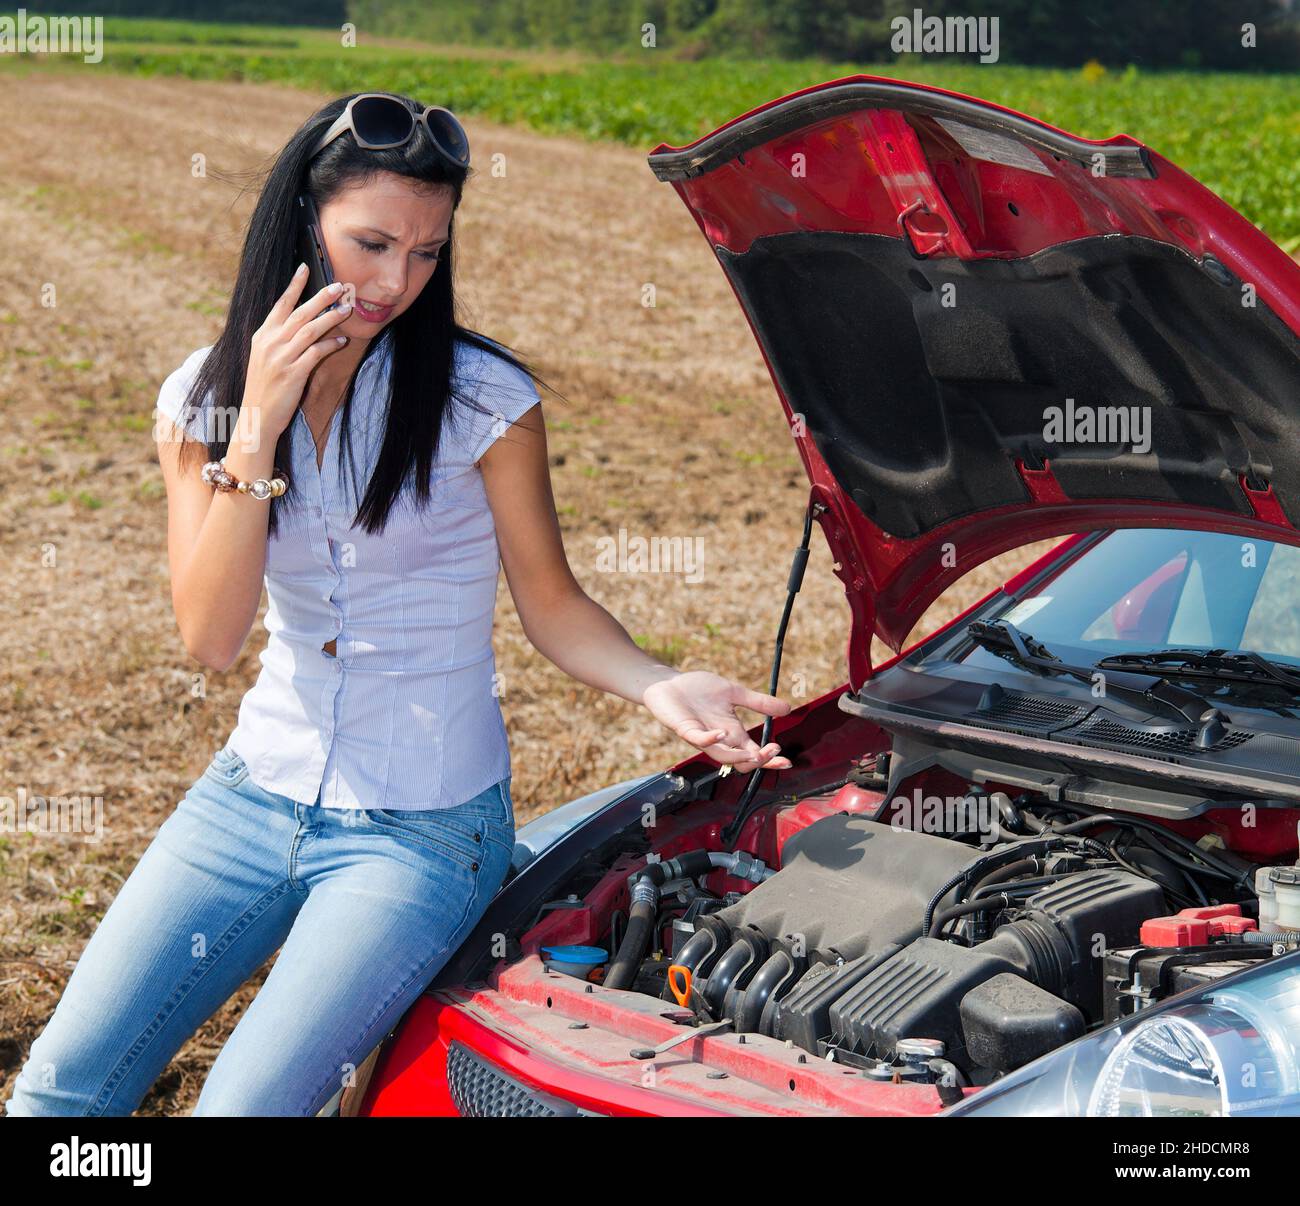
[668,964,692,1008]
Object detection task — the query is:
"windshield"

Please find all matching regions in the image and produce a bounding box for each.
[957,529,1300,673]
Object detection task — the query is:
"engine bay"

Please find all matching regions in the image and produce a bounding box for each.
[515,730,1300,1096]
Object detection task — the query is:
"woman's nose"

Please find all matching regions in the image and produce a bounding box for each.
[377,263,408,299]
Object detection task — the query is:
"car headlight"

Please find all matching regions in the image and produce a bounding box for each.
[945,949,1300,1117]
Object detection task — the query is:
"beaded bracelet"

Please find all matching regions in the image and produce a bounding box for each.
[201,458,288,500]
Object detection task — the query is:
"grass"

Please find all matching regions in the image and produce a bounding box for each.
[632,633,687,664]
[185,298,227,318]
[7,16,1298,247]
[95,18,303,49]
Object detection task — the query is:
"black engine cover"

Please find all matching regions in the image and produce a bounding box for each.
[709,815,974,962]
[824,869,1164,1068]
[828,937,1020,1061]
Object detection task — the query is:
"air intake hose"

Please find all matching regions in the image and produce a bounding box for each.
[603,850,773,991]
[704,929,769,1016]
[735,947,806,1034]
[603,876,660,990]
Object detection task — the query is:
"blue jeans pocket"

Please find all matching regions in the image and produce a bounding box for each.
[366,779,514,867]
[458,778,514,851]
[203,743,251,789]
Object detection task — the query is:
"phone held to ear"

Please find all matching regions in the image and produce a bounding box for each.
[295,194,338,309]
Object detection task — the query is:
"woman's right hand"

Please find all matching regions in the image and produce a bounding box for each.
[241,263,353,443]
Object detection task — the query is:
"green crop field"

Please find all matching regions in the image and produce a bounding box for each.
[9,16,1300,247]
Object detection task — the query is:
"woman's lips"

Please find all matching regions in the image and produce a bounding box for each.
[353,298,395,323]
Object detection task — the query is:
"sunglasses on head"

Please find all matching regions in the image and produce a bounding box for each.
[311,93,470,170]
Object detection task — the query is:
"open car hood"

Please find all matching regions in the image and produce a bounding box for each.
[647,76,1300,688]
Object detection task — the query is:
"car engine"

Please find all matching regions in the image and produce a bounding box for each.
[585,765,1300,1088]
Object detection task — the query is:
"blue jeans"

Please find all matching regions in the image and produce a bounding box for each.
[4,743,515,1117]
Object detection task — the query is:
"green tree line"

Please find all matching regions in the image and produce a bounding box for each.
[347,0,1299,69]
[16,0,346,27]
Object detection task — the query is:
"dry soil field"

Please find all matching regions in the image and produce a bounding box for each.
[0,70,1049,1113]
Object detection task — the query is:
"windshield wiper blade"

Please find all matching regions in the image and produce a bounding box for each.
[967,620,1205,725]
[1097,648,1300,696]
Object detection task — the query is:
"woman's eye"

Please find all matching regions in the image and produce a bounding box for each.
[356,239,439,262]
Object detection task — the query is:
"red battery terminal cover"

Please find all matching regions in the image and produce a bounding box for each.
[1139,903,1258,948]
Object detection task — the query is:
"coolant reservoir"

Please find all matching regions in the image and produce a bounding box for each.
[1269,867,1300,931]
[1258,819,1300,931]
[1257,865,1279,930]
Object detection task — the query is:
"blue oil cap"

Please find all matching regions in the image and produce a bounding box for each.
[541,944,608,964]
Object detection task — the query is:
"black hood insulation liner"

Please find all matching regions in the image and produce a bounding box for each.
[719,232,1300,540]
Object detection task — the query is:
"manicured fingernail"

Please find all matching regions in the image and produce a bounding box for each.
[329,282,344,294]
[336,335,347,344]
[337,302,352,314]
[296,262,306,275]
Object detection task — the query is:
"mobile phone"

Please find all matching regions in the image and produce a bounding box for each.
[294,193,337,308]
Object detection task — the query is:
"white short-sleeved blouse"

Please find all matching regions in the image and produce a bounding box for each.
[154,330,542,809]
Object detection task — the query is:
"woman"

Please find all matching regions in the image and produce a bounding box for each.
[5,92,791,1117]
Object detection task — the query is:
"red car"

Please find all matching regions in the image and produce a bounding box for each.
[346,74,1300,1118]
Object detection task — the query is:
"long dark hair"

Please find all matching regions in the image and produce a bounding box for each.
[178,90,555,538]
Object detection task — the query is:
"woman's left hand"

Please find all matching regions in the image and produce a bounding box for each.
[642,670,793,773]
